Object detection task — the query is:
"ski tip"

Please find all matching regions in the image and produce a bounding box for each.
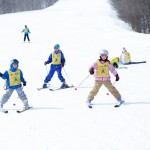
[0,110,8,113]
[114,101,125,108]
[16,106,33,113]
[37,88,42,91]
[16,110,22,113]
[114,105,120,108]
[88,106,93,108]
[4,111,8,113]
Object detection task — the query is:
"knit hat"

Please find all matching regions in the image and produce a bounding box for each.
[54,44,60,49]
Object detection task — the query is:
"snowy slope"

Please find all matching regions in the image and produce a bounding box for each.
[0,0,150,150]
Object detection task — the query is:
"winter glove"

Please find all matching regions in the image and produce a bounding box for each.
[0,72,3,77]
[89,68,94,75]
[44,61,48,65]
[115,74,120,81]
[113,62,118,68]
[23,81,26,86]
[61,64,64,67]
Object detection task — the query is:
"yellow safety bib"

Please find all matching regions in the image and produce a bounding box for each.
[52,53,61,65]
[8,69,21,86]
[125,52,131,61]
[24,28,28,32]
[97,61,109,77]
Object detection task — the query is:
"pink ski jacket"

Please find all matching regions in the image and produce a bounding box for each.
[89,60,118,81]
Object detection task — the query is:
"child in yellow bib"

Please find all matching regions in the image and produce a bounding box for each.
[86,49,124,108]
[22,25,31,42]
[0,59,30,110]
[43,44,69,89]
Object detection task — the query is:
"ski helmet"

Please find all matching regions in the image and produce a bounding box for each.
[10,59,19,65]
[99,49,108,56]
[54,44,60,49]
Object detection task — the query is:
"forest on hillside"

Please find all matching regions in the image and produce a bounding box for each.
[110,0,150,33]
[0,0,150,33]
[0,0,58,14]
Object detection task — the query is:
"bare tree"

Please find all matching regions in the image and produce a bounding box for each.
[0,0,59,15]
[110,0,150,33]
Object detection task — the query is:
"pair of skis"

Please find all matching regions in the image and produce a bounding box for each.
[37,85,74,91]
[0,107,33,114]
[87,101,125,109]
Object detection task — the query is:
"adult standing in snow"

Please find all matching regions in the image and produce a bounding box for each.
[43,44,69,89]
[120,47,131,64]
[86,49,124,108]
[22,25,31,42]
[0,59,30,110]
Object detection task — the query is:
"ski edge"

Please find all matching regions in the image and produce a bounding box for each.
[49,85,74,91]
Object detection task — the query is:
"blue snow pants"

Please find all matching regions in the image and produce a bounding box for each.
[44,65,65,83]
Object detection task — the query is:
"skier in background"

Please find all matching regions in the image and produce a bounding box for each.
[120,47,146,65]
[22,25,31,42]
[120,47,131,64]
[0,59,30,110]
[110,57,120,68]
[86,49,124,108]
[43,44,69,89]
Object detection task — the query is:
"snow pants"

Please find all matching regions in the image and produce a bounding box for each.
[0,87,28,107]
[87,80,121,101]
[24,34,30,42]
[44,65,65,83]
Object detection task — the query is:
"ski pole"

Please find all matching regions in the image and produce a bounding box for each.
[63,67,73,85]
[113,81,116,85]
[45,65,49,75]
[75,74,90,90]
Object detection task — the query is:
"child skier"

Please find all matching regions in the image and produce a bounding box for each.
[86,49,124,108]
[0,59,30,111]
[43,44,69,89]
[22,25,31,42]
[120,47,131,64]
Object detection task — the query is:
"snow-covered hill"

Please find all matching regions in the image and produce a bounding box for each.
[0,0,150,150]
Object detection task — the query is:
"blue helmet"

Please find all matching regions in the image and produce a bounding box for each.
[10,59,19,71]
[10,59,19,65]
[54,44,60,49]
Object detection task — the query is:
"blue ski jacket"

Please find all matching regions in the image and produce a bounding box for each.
[46,50,65,67]
[1,64,26,89]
